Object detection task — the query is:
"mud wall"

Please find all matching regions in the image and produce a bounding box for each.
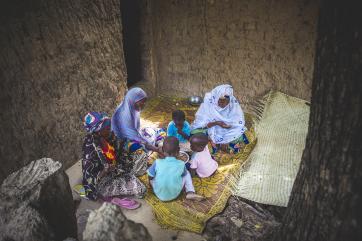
[143,0,318,103]
[0,0,127,182]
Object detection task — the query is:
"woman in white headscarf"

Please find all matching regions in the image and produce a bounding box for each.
[191,84,249,153]
[112,87,165,176]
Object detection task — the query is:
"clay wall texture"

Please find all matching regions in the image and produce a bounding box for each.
[143,0,318,103]
[0,0,319,182]
[0,0,127,182]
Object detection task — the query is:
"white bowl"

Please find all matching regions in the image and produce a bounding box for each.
[178,151,190,163]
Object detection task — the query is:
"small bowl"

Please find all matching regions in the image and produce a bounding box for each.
[178,151,190,163]
[188,96,203,106]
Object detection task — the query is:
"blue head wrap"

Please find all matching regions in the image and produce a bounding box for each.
[83,112,110,133]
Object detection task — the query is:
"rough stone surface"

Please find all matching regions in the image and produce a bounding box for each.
[0,158,77,241]
[83,202,152,241]
[141,0,318,103]
[203,196,281,241]
[0,0,127,183]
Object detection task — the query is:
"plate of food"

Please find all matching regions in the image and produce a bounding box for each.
[177,151,190,163]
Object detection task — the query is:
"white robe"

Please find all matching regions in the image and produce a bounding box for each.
[191,84,247,144]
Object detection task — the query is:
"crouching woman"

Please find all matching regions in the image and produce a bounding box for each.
[81,112,146,200]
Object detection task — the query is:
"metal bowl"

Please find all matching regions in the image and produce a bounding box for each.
[188,96,203,106]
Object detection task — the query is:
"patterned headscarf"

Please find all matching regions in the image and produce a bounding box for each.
[83,112,111,133]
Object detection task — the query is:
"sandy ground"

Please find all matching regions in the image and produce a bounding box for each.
[66,161,204,241]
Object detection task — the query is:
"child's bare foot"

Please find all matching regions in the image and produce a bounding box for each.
[220,144,229,153]
[186,192,205,201]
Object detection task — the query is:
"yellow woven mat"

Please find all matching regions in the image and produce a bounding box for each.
[234,91,310,207]
[139,96,257,233]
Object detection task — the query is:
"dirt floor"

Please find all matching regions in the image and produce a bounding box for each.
[66,160,204,241]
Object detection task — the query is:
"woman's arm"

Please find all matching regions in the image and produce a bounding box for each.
[207,121,231,129]
[207,121,219,128]
[144,142,158,152]
[144,142,165,158]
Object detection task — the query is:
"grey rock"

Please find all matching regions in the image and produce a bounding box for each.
[83,203,152,241]
[204,196,280,241]
[0,158,77,241]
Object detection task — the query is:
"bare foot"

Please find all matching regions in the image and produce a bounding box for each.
[186,192,205,201]
[220,144,229,153]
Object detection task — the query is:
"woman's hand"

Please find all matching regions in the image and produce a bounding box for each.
[145,143,165,157]
[144,142,157,152]
[206,121,218,128]
[219,122,231,129]
[207,121,231,129]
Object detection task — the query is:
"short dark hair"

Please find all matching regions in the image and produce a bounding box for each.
[172,110,186,121]
[190,133,208,146]
[163,136,180,154]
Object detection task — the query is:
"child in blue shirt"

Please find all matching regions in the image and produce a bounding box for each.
[167,110,191,143]
[147,136,204,202]
[167,110,191,152]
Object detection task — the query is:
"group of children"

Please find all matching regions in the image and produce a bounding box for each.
[147,110,218,202]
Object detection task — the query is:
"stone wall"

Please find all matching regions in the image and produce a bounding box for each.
[142,0,318,103]
[0,0,127,183]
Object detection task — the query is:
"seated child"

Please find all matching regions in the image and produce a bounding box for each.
[167,110,191,152]
[189,133,218,178]
[147,136,204,201]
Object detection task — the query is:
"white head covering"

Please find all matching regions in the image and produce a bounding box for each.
[191,84,247,144]
[112,87,148,143]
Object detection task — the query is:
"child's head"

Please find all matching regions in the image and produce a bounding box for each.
[172,110,186,128]
[190,134,208,152]
[162,136,180,156]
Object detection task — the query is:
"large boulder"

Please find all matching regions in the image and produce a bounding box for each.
[83,202,152,241]
[0,158,77,241]
[204,196,281,241]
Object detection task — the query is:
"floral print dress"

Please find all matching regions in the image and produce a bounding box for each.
[82,133,146,200]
